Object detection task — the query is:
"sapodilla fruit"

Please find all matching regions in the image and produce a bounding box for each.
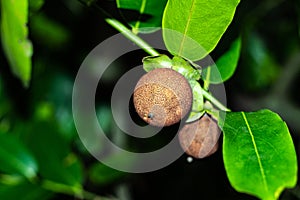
[179,115,220,158]
[133,68,192,127]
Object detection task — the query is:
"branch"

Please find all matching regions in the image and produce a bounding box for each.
[105,18,160,57]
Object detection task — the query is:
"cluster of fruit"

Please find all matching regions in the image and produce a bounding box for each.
[133,67,220,159]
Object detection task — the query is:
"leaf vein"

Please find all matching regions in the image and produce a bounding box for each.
[178,0,196,55]
[241,112,269,193]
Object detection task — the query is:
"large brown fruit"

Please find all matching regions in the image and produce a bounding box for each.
[133,68,192,127]
[179,115,221,158]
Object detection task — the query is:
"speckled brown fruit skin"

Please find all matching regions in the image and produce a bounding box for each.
[133,68,192,127]
[179,115,221,158]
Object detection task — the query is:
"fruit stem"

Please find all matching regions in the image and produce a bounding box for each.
[203,66,211,90]
[200,88,230,112]
[105,18,160,57]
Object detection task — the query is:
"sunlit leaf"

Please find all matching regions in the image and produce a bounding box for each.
[0,0,32,87]
[162,0,240,61]
[222,110,297,200]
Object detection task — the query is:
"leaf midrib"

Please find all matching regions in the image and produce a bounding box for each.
[242,112,269,194]
[178,0,196,56]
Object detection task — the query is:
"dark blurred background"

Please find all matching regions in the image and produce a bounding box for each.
[0,0,299,199]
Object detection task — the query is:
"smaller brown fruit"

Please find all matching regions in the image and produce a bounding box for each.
[133,68,192,127]
[179,115,221,158]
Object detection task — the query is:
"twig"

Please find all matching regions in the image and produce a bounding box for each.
[105,18,160,56]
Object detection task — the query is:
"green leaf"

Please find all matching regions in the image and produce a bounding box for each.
[0,181,52,200]
[46,74,76,142]
[0,134,38,179]
[222,110,297,200]
[0,174,25,186]
[0,0,32,87]
[29,0,44,12]
[22,121,83,187]
[240,33,280,91]
[116,0,168,33]
[162,0,240,61]
[143,54,172,72]
[30,13,71,50]
[202,37,241,84]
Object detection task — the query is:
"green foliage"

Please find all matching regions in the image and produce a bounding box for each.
[222,110,297,200]
[202,37,241,84]
[89,163,125,185]
[171,56,201,80]
[105,18,160,56]
[186,80,204,122]
[21,121,83,188]
[0,133,38,179]
[0,181,52,200]
[0,77,10,121]
[0,0,32,87]
[0,0,298,199]
[44,74,76,142]
[29,0,45,12]
[162,0,240,61]
[30,13,71,50]
[143,55,201,81]
[143,55,172,71]
[241,33,280,90]
[116,0,167,33]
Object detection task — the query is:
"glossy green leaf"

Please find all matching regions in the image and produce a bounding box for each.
[143,54,172,72]
[222,110,297,200]
[1,0,32,87]
[116,0,167,33]
[162,0,240,61]
[0,181,52,200]
[0,134,38,179]
[202,37,241,84]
